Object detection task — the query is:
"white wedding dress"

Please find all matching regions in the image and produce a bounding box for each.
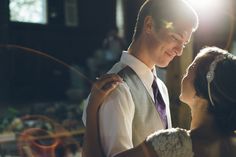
[146,128,194,157]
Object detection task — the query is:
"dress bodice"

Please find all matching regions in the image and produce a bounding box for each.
[146,128,194,157]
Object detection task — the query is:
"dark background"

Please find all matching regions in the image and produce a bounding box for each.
[0,0,235,104]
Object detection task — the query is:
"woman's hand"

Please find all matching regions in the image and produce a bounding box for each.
[88,74,123,110]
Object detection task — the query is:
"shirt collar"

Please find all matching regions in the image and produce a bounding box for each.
[120,51,156,90]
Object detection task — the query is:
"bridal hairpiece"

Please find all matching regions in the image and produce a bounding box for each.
[206,55,226,106]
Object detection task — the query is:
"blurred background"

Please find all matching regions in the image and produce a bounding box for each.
[0,0,235,156]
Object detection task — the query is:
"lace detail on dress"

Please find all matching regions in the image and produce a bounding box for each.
[146,128,194,157]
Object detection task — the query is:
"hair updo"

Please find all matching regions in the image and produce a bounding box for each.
[193,47,236,134]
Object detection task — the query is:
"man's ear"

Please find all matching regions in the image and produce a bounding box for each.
[143,16,153,34]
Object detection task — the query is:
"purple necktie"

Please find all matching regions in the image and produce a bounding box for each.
[152,78,168,129]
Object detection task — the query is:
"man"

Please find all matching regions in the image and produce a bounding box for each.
[83,0,198,156]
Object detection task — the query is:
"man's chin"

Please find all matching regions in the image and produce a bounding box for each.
[157,60,171,68]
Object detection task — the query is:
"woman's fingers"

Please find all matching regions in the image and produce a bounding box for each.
[93,74,123,91]
[88,74,123,109]
[101,80,119,92]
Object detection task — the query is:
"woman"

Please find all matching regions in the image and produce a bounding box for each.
[83,47,236,157]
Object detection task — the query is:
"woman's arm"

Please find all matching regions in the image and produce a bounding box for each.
[115,141,158,157]
[82,74,123,157]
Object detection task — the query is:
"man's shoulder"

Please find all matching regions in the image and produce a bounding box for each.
[104,82,131,100]
[117,66,140,82]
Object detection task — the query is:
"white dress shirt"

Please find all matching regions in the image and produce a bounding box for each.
[82,51,170,157]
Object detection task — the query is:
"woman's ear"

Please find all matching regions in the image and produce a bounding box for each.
[193,94,209,107]
[191,93,200,105]
[193,93,200,102]
[143,16,153,34]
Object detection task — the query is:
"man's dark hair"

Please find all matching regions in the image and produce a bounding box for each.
[132,0,199,41]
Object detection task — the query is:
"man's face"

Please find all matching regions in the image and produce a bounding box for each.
[146,19,193,67]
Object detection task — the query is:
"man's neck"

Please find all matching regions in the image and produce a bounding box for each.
[128,39,155,69]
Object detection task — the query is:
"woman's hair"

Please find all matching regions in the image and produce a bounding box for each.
[194,47,236,134]
[132,0,199,41]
